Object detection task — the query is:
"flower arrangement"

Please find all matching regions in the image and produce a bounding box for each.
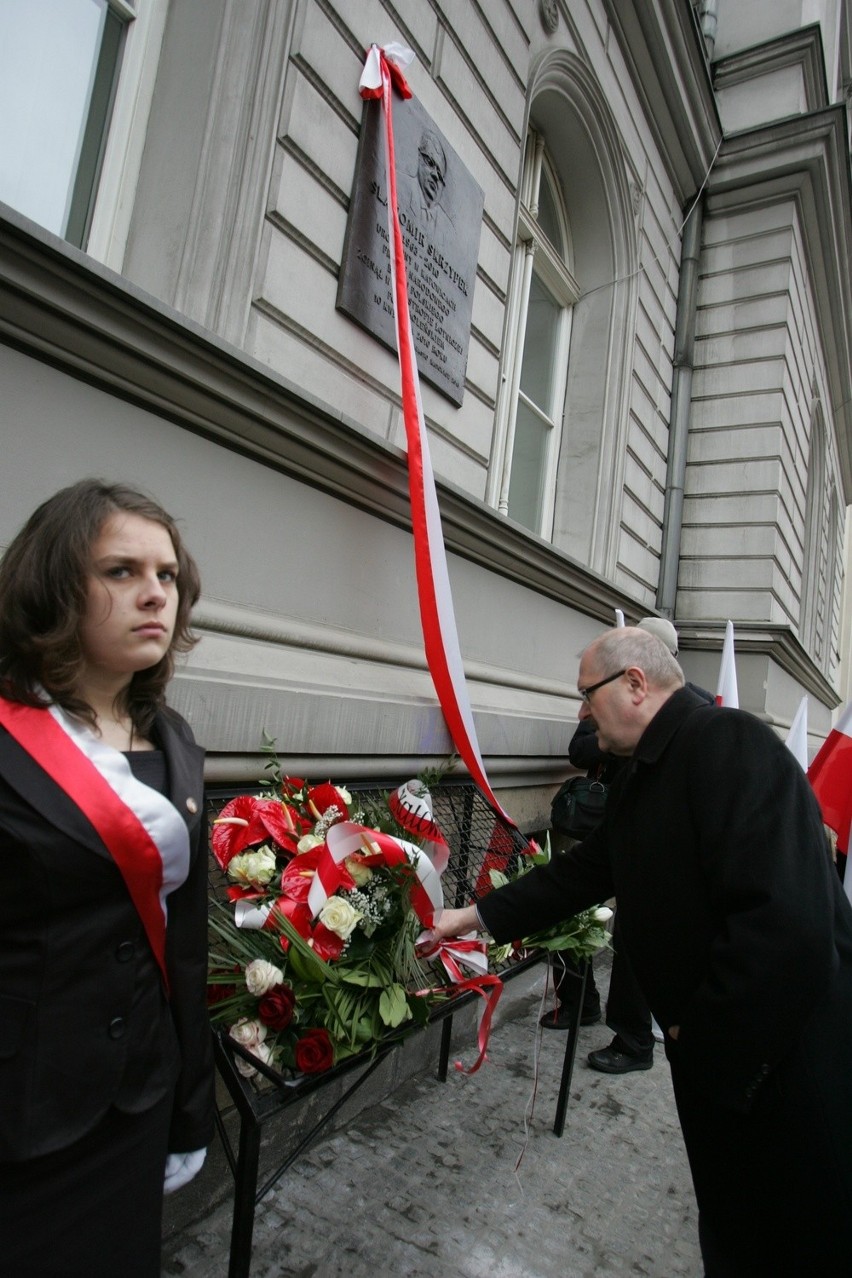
[487,836,614,967]
[208,770,457,1079]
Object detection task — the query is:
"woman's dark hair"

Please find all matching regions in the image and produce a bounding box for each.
[0,479,201,737]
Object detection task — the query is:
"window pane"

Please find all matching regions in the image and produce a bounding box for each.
[536,169,563,254]
[0,0,110,236]
[519,272,560,413]
[508,398,549,531]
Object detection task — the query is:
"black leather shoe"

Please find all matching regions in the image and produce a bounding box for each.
[539,1004,602,1030]
[587,1044,653,1073]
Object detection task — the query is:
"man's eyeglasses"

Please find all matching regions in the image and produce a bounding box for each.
[578,668,626,703]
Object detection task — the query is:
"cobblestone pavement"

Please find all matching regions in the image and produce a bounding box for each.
[162,955,701,1278]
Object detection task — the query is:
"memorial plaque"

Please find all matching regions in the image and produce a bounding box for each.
[337,96,484,406]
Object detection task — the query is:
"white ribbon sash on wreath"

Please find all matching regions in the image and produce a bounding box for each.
[387,779,450,874]
[308,821,443,926]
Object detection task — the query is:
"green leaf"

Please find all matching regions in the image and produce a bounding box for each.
[379,984,412,1027]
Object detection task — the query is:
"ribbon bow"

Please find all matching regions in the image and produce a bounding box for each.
[359,41,414,100]
[308,821,443,928]
[415,931,503,1074]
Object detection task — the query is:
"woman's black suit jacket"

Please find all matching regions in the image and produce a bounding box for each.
[0,704,214,1162]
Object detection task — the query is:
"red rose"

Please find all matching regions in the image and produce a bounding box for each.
[294,1028,334,1074]
[258,983,296,1030]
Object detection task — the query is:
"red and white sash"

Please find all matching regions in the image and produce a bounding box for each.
[0,698,190,989]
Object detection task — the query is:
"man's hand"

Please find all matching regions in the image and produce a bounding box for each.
[428,905,480,942]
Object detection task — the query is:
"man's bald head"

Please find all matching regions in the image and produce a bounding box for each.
[577,627,685,754]
[585,627,684,691]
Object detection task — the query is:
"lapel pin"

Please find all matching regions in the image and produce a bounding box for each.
[186,797,198,814]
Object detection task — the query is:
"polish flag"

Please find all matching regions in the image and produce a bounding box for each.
[715,620,739,708]
[808,702,852,857]
[785,696,808,771]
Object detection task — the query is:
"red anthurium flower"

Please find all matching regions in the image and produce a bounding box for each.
[279,846,324,902]
[268,897,313,951]
[307,783,349,824]
[211,795,272,868]
[253,799,302,852]
[279,847,355,903]
[280,776,306,798]
[308,922,346,962]
[226,884,267,902]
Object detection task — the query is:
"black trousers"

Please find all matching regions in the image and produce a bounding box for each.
[0,1092,173,1278]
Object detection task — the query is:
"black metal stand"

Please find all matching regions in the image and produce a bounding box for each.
[205,780,586,1277]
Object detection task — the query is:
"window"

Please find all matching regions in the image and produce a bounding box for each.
[801,407,826,654]
[0,0,133,247]
[495,133,578,537]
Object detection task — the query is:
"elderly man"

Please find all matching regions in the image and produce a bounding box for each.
[433,627,852,1274]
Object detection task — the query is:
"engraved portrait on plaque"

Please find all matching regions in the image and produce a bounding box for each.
[336,95,484,406]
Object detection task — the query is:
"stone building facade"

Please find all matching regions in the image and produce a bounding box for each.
[1,0,850,824]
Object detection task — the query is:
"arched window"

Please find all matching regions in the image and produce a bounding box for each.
[489,53,635,572]
[496,134,578,536]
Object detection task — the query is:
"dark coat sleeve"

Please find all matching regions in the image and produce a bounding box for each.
[478,823,615,942]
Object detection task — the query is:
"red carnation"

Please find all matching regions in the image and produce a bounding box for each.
[258,983,296,1031]
[294,1028,334,1074]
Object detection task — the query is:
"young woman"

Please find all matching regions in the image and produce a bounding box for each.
[0,480,214,1277]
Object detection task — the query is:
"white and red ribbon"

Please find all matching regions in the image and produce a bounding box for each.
[308,821,444,928]
[388,779,450,874]
[415,931,502,1074]
[361,45,523,836]
[0,698,189,989]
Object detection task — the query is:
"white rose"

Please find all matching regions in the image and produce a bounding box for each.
[336,786,352,805]
[592,906,614,924]
[319,895,363,940]
[233,1036,274,1078]
[227,846,278,887]
[245,958,284,996]
[229,1018,267,1051]
[345,855,373,887]
[297,833,324,855]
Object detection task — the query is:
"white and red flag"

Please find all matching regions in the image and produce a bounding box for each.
[715,619,739,707]
[785,695,809,771]
[808,703,852,889]
[359,44,522,835]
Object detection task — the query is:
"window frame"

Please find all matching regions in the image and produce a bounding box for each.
[494,134,579,538]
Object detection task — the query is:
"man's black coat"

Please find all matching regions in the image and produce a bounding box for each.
[480,687,852,1271]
